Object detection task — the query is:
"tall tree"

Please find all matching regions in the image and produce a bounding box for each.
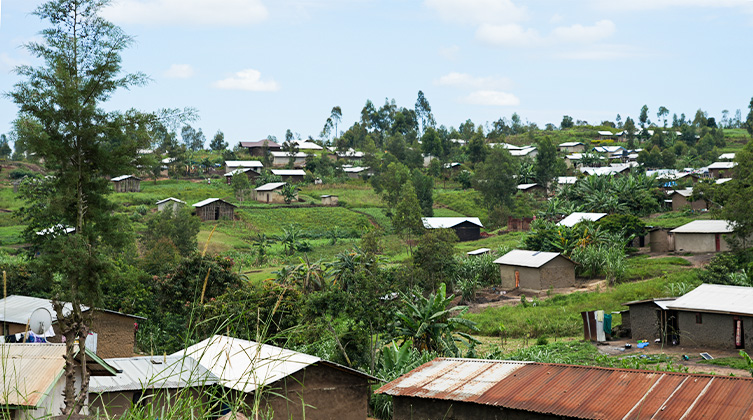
[392,183,424,252]
[746,97,753,137]
[534,137,564,195]
[330,106,342,139]
[560,115,574,129]
[415,90,435,136]
[181,124,205,151]
[8,0,181,414]
[723,140,753,248]
[420,127,443,158]
[473,147,517,210]
[0,134,11,159]
[623,117,637,149]
[209,130,228,151]
[411,169,434,217]
[657,106,669,127]
[639,105,650,128]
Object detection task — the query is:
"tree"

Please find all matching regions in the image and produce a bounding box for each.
[411,169,434,217]
[534,137,564,195]
[277,183,299,204]
[231,171,251,202]
[143,206,200,257]
[623,117,637,149]
[639,105,650,127]
[420,127,443,158]
[330,106,342,139]
[560,115,574,129]
[372,161,411,216]
[467,128,488,164]
[415,90,435,135]
[0,134,11,159]
[392,183,424,251]
[281,140,299,168]
[8,0,176,414]
[209,130,228,151]
[181,124,205,151]
[723,140,753,248]
[657,106,669,127]
[473,148,517,210]
[412,229,458,292]
[746,97,753,137]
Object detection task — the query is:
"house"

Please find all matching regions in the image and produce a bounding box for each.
[224,160,263,174]
[516,183,545,195]
[719,152,736,161]
[508,147,537,158]
[421,217,483,242]
[466,248,491,256]
[666,284,753,350]
[670,220,733,253]
[270,169,306,183]
[564,153,604,168]
[649,227,674,253]
[343,166,371,179]
[493,249,576,291]
[89,356,219,418]
[592,145,625,154]
[270,151,308,167]
[557,212,607,227]
[667,188,705,211]
[156,197,186,213]
[707,161,737,178]
[0,295,144,359]
[557,141,584,153]
[111,175,141,192]
[1,344,116,420]
[224,168,259,185]
[320,195,338,206]
[335,149,365,161]
[621,298,679,344]
[192,198,236,221]
[239,140,281,156]
[377,357,753,420]
[293,140,323,151]
[579,165,629,176]
[253,182,292,204]
[507,216,534,232]
[172,335,377,420]
[596,130,616,140]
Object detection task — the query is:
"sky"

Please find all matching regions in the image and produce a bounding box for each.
[1,0,753,147]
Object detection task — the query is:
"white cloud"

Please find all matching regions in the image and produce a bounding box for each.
[439,45,460,61]
[549,13,564,24]
[476,24,542,47]
[477,20,616,47]
[423,0,527,25]
[462,90,520,106]
[435,72,512,90]
[164,64,195,79]
[102,0,269,26]
[552,20,615,44]
[554,44,643,60]
[593,0,752,11]
[212,69,279,92]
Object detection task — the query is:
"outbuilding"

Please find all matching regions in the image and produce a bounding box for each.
[493,249,576,291]
[111,175,141,192]
[707,161,736,178]
[668,188,705,211]
[239,140,281,156]
[192,198,236,221]
[670,219,733,253]
[421,217,483,242]
[270,169,306,183]
[224,160,263,174]
[224,168,260,185]
[156,197,186,213]
[320,194,339,206]
[557,141,585,153]
[253,182,293,204]
[270,151,308,167]
[621,298,679,344]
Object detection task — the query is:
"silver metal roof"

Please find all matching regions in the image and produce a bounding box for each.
[255,182,287,191]
[225,160,263,168]
[508,147,537,156]
[558,142,583,147]
[467,248,491,256]
[224,168,257,177]
[422,217,483,229]
[670,188,693,198]
[270,169,306,176]
[667,284,753,316]
[0,344,67,407]
[111,175,139,182]
[0,295,82,324]
[493,249,567,268]
[670,219,733,234]
[718,153,736,160]
[192,198,236,208]
[155,197,186,205]
[343,166,369,173]
[516,183,539,190]
[35,224,75,236]
[707,161,737,170]
[557,176,577,184]
[716,178,732,184]
[557,212,607,227]
[89,356,219,393]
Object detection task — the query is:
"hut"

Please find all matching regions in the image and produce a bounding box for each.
[507,216,533,232]
[224,160,263,174]
[253,182,292,204]
[173,335,378,420]
[421,217,483,242]
[667,188,705,211]
[224,168,259,185]
[320,195,339,206]
[493,249,576,291]
[192,198,236,222]
[621,298,679,344]
[156,197,186,212]
[270,169,306,183]
[516,183,545,195]
[649,227,674,253]
[670,220,733,253]
[111,175,141,192]
[270,151,307,167]
[239,140,281,156]
[557,141,585,153]
[707,161,736,179]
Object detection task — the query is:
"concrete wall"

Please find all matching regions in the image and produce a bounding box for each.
[671,195,706,211]
[393,397,562,420]
[243,364,370,420]
[627,303,661,341]
[558,145,585,153]
[253,189,291,204]
[673,232,730,253]
[677,312,753,349]
[650,229,673,253]
[498,257,575,292]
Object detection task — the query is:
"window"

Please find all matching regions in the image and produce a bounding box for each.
[696,312,702,324]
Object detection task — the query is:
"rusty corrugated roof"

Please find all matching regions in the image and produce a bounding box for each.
[376,358,753,419]
[0,344,66,408]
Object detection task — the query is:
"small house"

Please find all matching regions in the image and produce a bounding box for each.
[224,168,259,185]
[508,147,537,158]
[239,140,281,156]
[335,149,365,161]
[516,183,545,195]
[493,249,576,291]
[467,248,491,256]
[253,182,292,204]
[707,161,737,179]
[621,298,679,344]
[224,160,263,174]
[320,195,338,206]
[293,140,324,151]
[270,151,307,167]
[421,217,483,242]
[343,166,371,179]
[156,197,186,213]
[557,212,607,227]
[649,227,674,253]
[111,175,141,192]
[667,188,705,211]
[192,198,236,221]
[557,141,585,153]
[507,216,534,232]
[670,220,733,253]
[172,335,377,420]
[270,169,306,183]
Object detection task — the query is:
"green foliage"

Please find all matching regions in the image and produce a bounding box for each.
[143,206,200,257]
[701,253,752,286]
[723,139,753,246]
[596,214,647,241]
[412,229,458,291]
[230,171,251,202]
[473,147,518,210]
[277,183,299,204]
[392,183,424,239]
[411,169,434,217]
[371,161,411,216]
[534,137,564,194]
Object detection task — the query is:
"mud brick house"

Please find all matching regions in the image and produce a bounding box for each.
[253,182,293,204]
[224,167,260,185]
[557,141,585,153]
[707,161,736,179]
[670,219,733,253]
[493,249,576,291]
[156,197,186,213]
[270,169,306,183]
[173,335,377,420]
[111,175,141,192]
[192,198,236,221]
[621,298,679,344]
[0,295,144,359]
[421,217,483,242]
[239,140,281,156]
[667,188,705,211]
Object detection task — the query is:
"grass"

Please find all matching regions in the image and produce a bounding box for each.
[111,179,235,208]
[624,255,693,281]
[454,232,527,254]
[643,210,714,229]
[0,188,24,211]
[698,356,751,371]
[434,189,487,221]
[299,182,383,208]
[236,207,370,237]
[352,207,392,230]
[0,225,26,246]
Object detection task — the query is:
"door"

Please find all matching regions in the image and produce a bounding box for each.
[735,318,745,349]
[214,206,220,220]
[515,270,520,288]
[715,234,721,252]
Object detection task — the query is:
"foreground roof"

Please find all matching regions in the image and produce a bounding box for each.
[557,212,607,227]
[377,358,753,419]
[667,284,753,316]
[670,220,733,234]
[90,356,219,393]
[422,217,483,229]
[239,140,281,148]
[0,296,145,324]
[493,249,570,268]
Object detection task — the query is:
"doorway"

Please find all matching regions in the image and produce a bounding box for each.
[214,206,220,220]
[735,318,745,349]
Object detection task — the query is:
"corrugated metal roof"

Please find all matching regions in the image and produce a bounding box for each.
[270,169,306,176]
[670,188,693,198]
[111,175,139,182]
[716,178,732,184]
[719,153,736,160]
[0,295,83,324]
[35,224,75,236]
[422,217,483,229]
[90,356,219,393]
[0,344,67,408]
[155,197,186,205]
[239,140,282,148]
[557,176,577,184]
[493,249,568,268]
[376,358,753,419]
[667,283,753,316]
[343,166,369,173]
[255,182,287,192]
[622,298,677,310]
[225,160,263,168]
[516,183,539,190]
[670,220,733,234]
[557,212,607,227]
[270,151,308,158]
[467,248,491,256]
[508,147,537,156]
[707,161,736,170]
[192,198,237,208]
[558,142,584,147]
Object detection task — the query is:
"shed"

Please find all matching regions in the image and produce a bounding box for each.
[376,357,753,420]
[192,198,236,221]
[172,335,377,420]
[621,298,678,344]
[466,248,491,256]
[0,295,144,359]
[224,160,263,174]
[557,141,584,153]
[156,197,186,213]
[239,140,281,156]
[111,175,141,193]
[421,217,483,242]
[516,183,545,195]
[320,194,339,206]
[557,212,607,227]
[89,356,219,418]
[707,161,736,178]
[343,166,371,179]
[270,169,306,183]
[670,219,733,253]
[507,216,533,232]
[253,182,293,204]
[649,227,674,253]
[668,188,705,211]
[224,168,260,185]
[493,249,576,291]
[508,147,537,158]
[270,151,307,167]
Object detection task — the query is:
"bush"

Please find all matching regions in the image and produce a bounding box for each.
[9,168,36,180]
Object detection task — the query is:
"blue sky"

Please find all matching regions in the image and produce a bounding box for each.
[1,0,752,147]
